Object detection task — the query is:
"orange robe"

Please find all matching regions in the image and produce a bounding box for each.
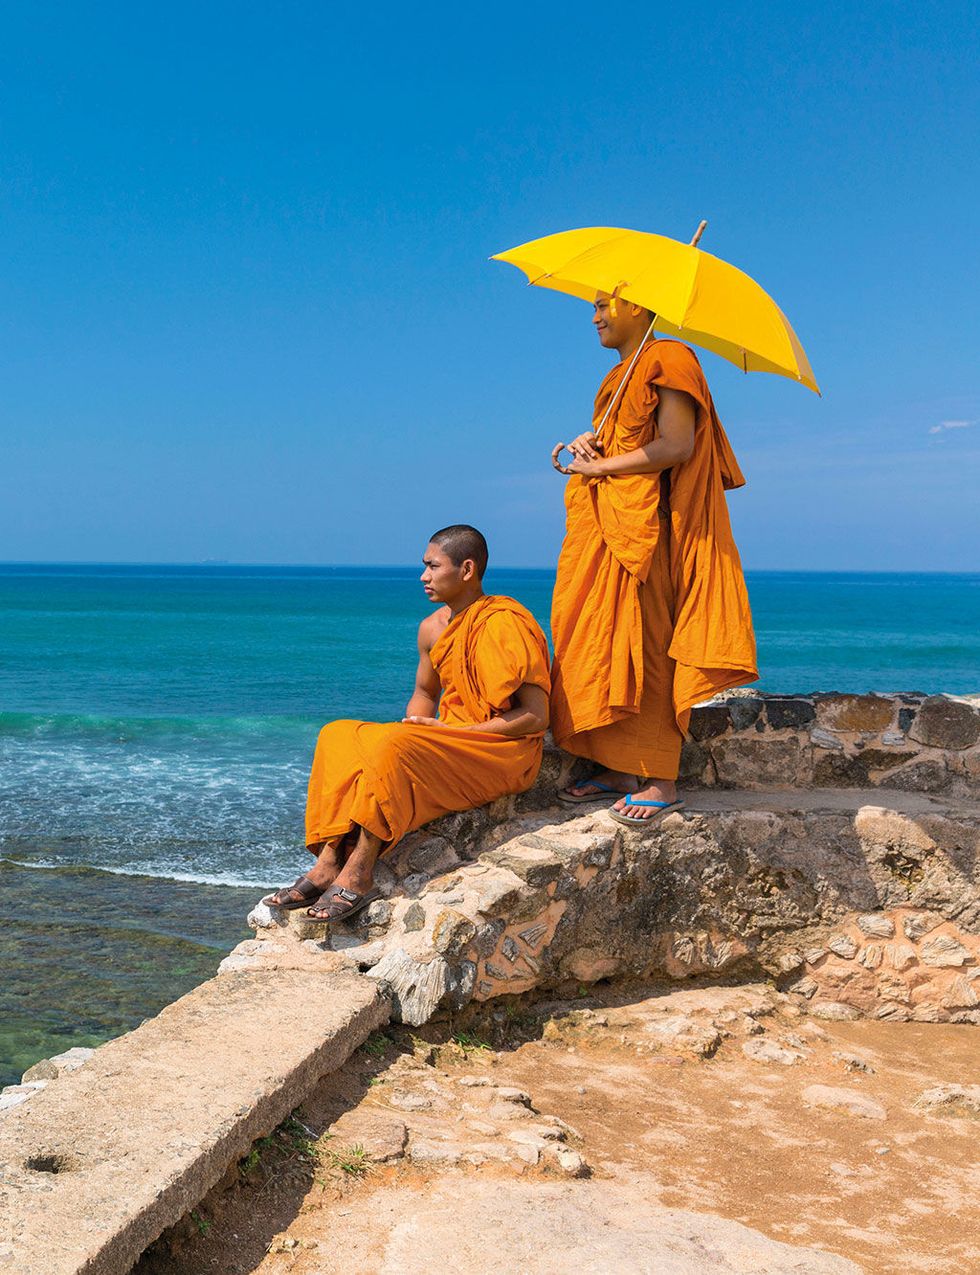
[305,595,551,851]
[550,339,758,780]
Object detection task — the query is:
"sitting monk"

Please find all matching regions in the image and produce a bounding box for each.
[264,525,551,922]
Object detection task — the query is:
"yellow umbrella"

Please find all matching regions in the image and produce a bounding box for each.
[491,222,820,395]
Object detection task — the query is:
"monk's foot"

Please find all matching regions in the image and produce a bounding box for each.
[560,769,638,803]
[612,778,678,820]
[305,838,348,887]
[306,868,379,922]
[262,874,325,910]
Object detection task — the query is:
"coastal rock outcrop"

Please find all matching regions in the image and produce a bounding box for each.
[244,690,980,1026]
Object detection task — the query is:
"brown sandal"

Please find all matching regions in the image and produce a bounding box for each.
[262,875,324,910]
[306,886,381,923]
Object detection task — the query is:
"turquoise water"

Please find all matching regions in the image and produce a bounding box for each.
[1,564,977,1084]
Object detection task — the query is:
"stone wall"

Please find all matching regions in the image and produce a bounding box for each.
[244,690,980,1027]
[682,691,979,796]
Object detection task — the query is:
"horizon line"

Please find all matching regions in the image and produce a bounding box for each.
[0,560,978,577]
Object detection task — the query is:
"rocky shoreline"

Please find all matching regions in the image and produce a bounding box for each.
[2,690,977,1275]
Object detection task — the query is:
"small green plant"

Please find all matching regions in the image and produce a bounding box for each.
[190,1210,211,1237]
[319,1140,370,1177]
[361,1032,391,1058]
[451,1029,491,1053]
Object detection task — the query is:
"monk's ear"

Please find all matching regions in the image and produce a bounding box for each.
[460,558,476,582]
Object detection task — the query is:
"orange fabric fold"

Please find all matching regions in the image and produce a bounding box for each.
[305,595,551,851]
[550,339,758,777]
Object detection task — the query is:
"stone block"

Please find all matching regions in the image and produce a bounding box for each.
[724,695,764,731]
[908,696,980,750]
[678,740,710,783]
[765,697,816,729]
[815,694,896,733]
[406,836,459,876]
[0,966,389,1275]
[887,758,951,794]
[431,909,477,958]
[482,842,564,887]
[688,703,731,740]
[514,743,567,811]
[712,736,804,787]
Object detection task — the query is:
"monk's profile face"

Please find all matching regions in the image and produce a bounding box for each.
[421,542,475,605]
[593,291,650,351]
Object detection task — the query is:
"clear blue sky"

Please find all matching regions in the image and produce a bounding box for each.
[1,2,977,570]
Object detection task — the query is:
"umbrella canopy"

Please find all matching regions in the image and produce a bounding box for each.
[491,226,819,395]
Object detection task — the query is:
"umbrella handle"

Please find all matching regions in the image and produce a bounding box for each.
[551,442,573,475]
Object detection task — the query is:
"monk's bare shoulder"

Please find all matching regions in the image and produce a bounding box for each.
[418,606,451,653]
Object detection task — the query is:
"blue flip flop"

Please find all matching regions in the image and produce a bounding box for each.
[607,795,685,829]
[558,780,627,805]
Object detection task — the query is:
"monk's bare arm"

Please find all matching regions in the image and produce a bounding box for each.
[566,387,695,477]
[403,613,443,720]
[405,682,549,737]
[460,682,549,737]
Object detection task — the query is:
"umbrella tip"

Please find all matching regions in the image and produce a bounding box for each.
[690,220,708,248]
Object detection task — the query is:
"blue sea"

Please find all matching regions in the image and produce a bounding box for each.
[1,563,978,1084]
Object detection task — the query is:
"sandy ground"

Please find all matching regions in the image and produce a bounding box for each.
[134,983,979,1275]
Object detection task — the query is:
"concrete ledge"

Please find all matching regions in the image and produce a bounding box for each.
[0,959,389,1275]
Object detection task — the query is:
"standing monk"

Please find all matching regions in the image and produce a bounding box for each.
[264,525,551,920]
[553,293,757,825]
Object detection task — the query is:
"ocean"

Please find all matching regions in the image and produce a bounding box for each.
[1,564,978,1084]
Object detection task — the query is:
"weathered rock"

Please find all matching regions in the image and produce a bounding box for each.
[765,697,816,730]
[919,935,970,967]
[908,696,980,750]
[913,1084,980,1116]
[857,914,895,938]
[408,1137,465,1165]
[832,1050,876,1074]
[802,1084,887,1120]
[688,702,731,741]
[827,936,859,959]
[21,1048,94,1085]
[741,1038,802,1066]
[366,948,453,1026]
[903,912,944,940]
[551,1147,590,1177]
[711,736,805,787]
[0,1081,47,1113]
[643,1016,721,1058]
[373,1178,862,1273]
[327,1112,408,1162]
[815,694,895,733]
[725,695,764,731]
[809,1002,861,1022]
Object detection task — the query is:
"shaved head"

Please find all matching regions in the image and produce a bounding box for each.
[428,524,489,580]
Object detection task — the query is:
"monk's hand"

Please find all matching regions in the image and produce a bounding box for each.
[551,442,573,475]
[567,431,602,462]
[566,453,607,478]
[402,715,445,728]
